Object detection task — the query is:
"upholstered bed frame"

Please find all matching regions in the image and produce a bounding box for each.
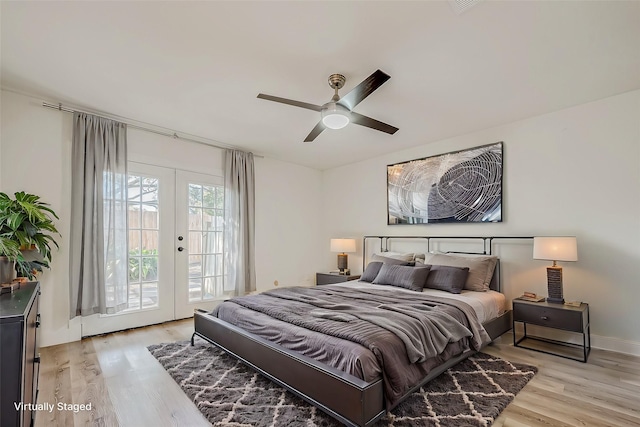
[193,236,531,427]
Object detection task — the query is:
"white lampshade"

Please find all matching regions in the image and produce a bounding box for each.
[330,238,356,253]
[533,237,578,262]
[321,103,350,129]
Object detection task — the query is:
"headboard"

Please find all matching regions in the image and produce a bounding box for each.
[362,235,533,293]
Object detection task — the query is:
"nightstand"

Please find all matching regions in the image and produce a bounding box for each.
[316,273,361,285]
[512,299,590,362]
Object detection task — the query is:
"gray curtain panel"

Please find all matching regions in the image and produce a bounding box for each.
[223,150,256,295]
[69,112,128,318]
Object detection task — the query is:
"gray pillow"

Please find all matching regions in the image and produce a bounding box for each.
[373,252,414,262]
[372,264,431,292]
[371,254,413,266]
[424,265,470,294]
[361,262,383,283]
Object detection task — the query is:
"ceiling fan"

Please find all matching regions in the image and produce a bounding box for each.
[257,69,399,142]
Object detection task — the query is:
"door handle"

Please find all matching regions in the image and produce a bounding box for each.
[178,247,184,252]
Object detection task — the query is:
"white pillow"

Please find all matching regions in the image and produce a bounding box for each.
[419,253,497,292]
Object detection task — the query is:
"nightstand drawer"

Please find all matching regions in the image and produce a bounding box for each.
[316,273,360,285]
[513,303,584,332]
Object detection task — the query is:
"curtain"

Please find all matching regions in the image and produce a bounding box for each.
[223,150,256,295]
[69,112,128,317]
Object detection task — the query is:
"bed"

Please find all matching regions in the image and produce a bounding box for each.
[193,236,526,426]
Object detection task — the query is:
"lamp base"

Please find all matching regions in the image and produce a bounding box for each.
[337,253,348,275]
[546,266,564,304]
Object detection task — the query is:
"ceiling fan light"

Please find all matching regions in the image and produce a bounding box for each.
[322,113,350,129]
[321,103,350,129]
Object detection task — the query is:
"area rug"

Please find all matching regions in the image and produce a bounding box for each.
[148,338,536,427]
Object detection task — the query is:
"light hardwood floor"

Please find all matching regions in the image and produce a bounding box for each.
[35,319,640,427]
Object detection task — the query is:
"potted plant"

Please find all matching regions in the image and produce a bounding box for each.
[0,191,60,281]
[0,236,22,284]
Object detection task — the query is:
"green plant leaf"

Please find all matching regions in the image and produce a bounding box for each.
[0,237,21,258]
[0,191,60,271]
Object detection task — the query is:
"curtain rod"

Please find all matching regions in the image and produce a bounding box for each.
[42,101,264,158]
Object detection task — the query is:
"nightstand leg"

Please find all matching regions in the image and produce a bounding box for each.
[583,324,591,362]
[512,321,527,347]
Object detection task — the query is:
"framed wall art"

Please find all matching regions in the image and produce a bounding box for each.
[387,142,503,224]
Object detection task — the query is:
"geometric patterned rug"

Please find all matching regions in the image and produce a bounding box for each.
[148,337,537,427]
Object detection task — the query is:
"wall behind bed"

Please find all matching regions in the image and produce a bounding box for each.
[320,90,640,355]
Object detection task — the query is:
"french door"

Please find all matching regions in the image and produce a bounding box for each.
[81,163,225,336]
[174,170,228,319]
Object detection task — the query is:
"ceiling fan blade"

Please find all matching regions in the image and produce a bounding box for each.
[337,69,391,111]
[257,94,323,112]
[350,112,399,135]
[303,121,326,142]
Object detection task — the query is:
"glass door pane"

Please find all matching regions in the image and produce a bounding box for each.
[81,163,175,337]
[127,175,160,310]
[175,170,225,319]
[187,183,225,302]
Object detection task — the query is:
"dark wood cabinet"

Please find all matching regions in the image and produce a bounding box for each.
[512,298,590,362]
[316,273,361,285]
[1,282,41,427]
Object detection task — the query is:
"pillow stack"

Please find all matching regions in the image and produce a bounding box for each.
[359,251,497,294]
[418,253,497,292]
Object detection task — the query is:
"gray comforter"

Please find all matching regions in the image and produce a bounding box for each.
[213,284,491,408]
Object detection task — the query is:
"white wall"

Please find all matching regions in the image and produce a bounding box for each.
[1,91,79,345]
[0,90,323,346]
[321,90,640,355]
[255,157,323,290]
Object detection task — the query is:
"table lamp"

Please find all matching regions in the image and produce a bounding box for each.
[330,238,356,275]
[533,236,578,304]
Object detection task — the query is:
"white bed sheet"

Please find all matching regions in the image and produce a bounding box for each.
[338,280,506,324]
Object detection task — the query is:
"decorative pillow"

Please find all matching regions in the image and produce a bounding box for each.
[371,254,412,266]
[423,265,469,294]
[419,253,497,292]
[372,264,431,292]
[451,253,499,289]
[373,252,414,262]
[360,262,383,283]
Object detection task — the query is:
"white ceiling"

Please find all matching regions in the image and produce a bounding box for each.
[2,1,639,170]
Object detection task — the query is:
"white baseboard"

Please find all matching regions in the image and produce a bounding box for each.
[592,334,640,357]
